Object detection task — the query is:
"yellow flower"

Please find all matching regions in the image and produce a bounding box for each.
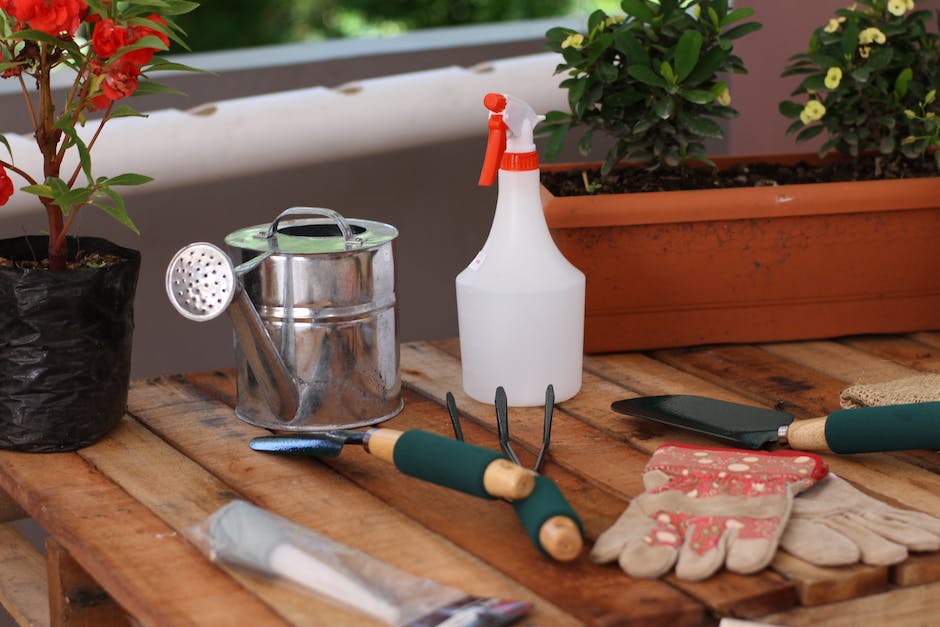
[561,33,585,49]
[799,100,827,125]
[859,27,886,45]
[824,16,846,33]
[824,67,843,89]
[904,109,917,119]
[716,85,731,106]
[859,45,871,58]
[604,15,625,28]
[887,0,908,15]
[906,0,915,9]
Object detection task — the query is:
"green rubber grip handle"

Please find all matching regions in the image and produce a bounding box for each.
[825,401,940,454]
[391,430,504,499]
[512,475,583,558]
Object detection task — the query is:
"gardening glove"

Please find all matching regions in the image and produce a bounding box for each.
[780,473,940,566]
[840,373,940,409]
[590,444,827,581]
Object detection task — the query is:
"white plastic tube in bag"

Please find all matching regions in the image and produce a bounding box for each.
[190,500,532,627]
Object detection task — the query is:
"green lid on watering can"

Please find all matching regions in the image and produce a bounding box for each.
[224,206,398,256]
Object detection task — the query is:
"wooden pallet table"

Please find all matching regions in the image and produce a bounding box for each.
[1,335,940,625]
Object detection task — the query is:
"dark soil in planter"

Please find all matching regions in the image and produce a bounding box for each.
[542,153,940,197]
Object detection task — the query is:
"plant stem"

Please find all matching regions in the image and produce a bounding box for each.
[37,42,66,270]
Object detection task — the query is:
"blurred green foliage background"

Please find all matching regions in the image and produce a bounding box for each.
[175,0,614,52]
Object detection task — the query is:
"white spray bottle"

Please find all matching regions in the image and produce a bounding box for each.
[456,93,585,406]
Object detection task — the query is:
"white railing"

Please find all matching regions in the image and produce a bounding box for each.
[1,20,575,215]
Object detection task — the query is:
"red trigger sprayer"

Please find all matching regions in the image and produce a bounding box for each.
[478,92,544,186]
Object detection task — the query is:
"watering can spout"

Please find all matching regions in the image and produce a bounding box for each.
[165,242,299,423]
[228,290,300,421]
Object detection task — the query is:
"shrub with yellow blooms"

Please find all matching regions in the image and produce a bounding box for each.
[779,0,940,168]
[542,0,761,175]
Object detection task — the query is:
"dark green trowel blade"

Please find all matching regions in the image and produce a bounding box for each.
[249,433,348,457]
[611,395,795,450]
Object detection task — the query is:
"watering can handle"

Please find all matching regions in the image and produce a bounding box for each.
[266,207,364,250]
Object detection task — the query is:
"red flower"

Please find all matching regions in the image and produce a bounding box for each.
[0,166,13,206]
[100,57,140,101]
[122,14,169,66]
[9,0,88,37]
[91,18,125,58]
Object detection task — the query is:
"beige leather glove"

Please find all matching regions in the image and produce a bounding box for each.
[590,444,827,581]
[780,473,940,566]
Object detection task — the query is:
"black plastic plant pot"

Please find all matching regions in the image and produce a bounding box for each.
[0,236,141,452]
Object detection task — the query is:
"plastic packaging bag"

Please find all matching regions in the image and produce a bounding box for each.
[189,501,532,626]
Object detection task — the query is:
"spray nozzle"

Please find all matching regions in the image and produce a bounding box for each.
[478,93,545,187]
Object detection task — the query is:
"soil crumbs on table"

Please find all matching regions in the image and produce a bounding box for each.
[542,153,939,197]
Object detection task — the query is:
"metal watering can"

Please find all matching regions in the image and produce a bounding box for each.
[166,207,402,431]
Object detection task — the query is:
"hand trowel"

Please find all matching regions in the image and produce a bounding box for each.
[611,395,940,454]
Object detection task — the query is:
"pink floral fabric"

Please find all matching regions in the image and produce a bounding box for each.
[642,444,828,555]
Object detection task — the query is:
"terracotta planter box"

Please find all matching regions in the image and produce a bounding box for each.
[541,154,940,353]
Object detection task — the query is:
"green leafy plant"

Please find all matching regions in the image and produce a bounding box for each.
[0,0,201,270]
[542,0,762,176]
[780,0,940,170]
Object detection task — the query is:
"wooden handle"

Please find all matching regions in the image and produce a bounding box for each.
[784,417,829,451]
[482,459,536,500]
[538,516,583,562]
[364,428,402,463]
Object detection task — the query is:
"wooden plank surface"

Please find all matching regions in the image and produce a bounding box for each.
[0,334,938,626]
[128,377,581,627]
[0,522,48,627]
[178,371,700,626]
[0,443,289,626]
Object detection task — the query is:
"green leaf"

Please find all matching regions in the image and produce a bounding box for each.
[54,119,92,182]
[106,104,149,120]
[660,61,677,85]
[614,29,649,66]
[20,184,54,198]
[779,101,803,119]
[130,81,186,97]
[679,89,715,104]
[621,0,655,22]
[795,124,825,142]
[12,29,82,56]
[145,57,216,76]
[720,22,762,41]
[841,21,860,58]
[0,135,11,161]
[577,129,594,156]
[54,187,93,211]
[542,120,569,161]
[105,173,154,186]
[94,188,141,235]
[720,7,756,25]
[627,64,667,87]
[679,113,724,139]
[654,97,676,119]
[674,31,703,82]
[684,47,731,87]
